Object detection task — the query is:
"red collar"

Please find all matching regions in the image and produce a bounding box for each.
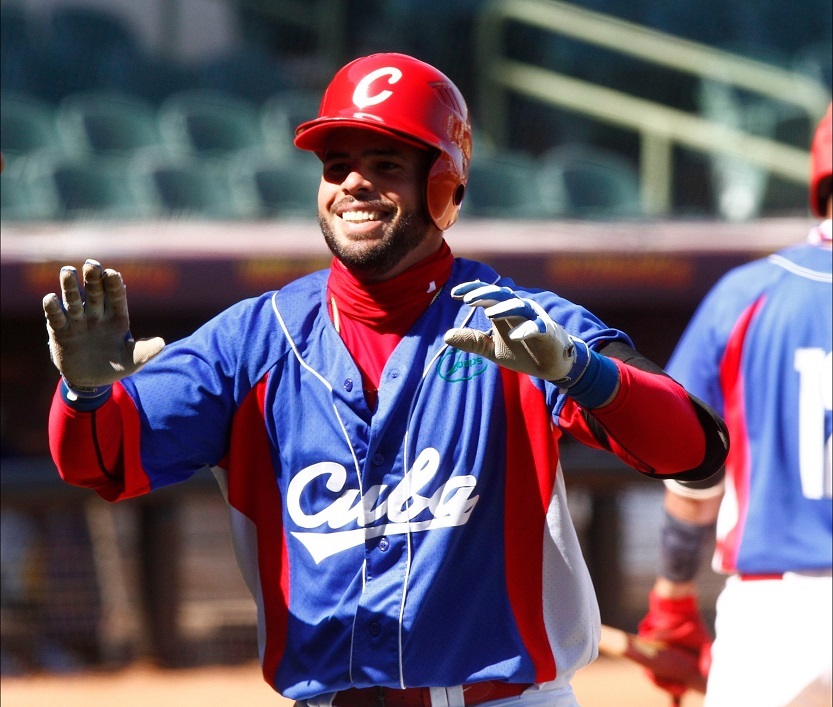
[327,241,454,334]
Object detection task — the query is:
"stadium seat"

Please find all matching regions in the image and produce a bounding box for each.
[105,52,197,106]
[227,150,322,218]
[17,153,159,221]
[42,5,143,96]
[0,6,55,100]
[471,126,498,158]
[463,150,550,219]
[157,90,267,158]
[196,46,292,106]
[0,93,65,161]
[132,154,258,220]
[792,40,833,92]
[56,91,165,156]
[695,79,819,220]
[0,167,61,222]
[536,145,642,219]
[46,6,139,58]
[0,5,31,50]
[260,90,323,157]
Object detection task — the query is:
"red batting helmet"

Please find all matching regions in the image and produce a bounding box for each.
[810,102,832,217]
[294,53,472,230]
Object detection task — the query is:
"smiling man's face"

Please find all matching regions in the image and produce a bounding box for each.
[317,128,442,282]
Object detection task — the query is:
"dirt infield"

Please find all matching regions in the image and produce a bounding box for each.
[0,657,703,707]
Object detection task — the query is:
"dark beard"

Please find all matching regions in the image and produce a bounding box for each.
[318,209,429,279]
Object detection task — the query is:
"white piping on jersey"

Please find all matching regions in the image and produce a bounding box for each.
[397,439,414,690]
[393,280,489,688]
[271,292,365,511]
[272,274,495,689]
[271,292,366,683]
[768,254,833,283]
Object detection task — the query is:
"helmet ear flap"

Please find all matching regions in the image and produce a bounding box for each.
[426,150,467,230]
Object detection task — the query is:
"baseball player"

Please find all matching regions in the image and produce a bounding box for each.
[43,54,729,707]
[638,103,833,707]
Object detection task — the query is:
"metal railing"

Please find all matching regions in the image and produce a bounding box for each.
[475,0,831,215]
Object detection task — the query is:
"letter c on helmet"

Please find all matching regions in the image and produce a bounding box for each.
[353,67,403,109]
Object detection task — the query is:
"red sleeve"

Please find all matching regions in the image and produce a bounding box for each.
[560,359,706,476]
[48,380,153,501]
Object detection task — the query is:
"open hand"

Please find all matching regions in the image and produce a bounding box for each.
[444,280,581,382]
[42,259,166,391]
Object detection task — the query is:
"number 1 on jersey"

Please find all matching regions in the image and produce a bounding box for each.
[794,348,832,499]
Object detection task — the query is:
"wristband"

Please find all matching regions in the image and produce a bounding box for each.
[61,378,113,412]
[659,509,715,583]
[556,339,619,408]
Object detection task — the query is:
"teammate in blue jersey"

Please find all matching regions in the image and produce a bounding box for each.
[42,54,729,707]
[638,103,833,707]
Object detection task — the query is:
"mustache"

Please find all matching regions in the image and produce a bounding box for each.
[330,196,392,215]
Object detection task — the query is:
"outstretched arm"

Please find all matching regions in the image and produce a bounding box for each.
[44,260,165,498]
[444,280,729,479]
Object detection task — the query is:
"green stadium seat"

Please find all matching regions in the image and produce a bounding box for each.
[463,150,550,219]
[17,153,160,221]
[0,93,65,161]
[132,153,258,220]
[537,145,642,219]
[0,7,56,101]
[56,91,166,156]
[196,46,292,106]
[260,90,323,158]
[42,5,142,97]
[227,149,321,218]
[0,168,61,222]
[157,90,267,158]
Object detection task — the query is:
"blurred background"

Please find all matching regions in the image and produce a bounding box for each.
[1,0,830,679]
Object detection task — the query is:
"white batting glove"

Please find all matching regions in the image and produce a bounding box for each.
[42,259,166,397]
[444,280,589,384]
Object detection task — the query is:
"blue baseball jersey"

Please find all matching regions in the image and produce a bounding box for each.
[666,237,833,575]
[109,257,633,699]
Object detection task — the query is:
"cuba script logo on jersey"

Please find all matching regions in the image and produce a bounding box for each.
[287,448,479,563]
[353,67,403,108]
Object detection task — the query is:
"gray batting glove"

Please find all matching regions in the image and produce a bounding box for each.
[444,280,588,384]
[42,259,166,393]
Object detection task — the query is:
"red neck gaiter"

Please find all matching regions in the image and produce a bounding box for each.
[327,241,454,409]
